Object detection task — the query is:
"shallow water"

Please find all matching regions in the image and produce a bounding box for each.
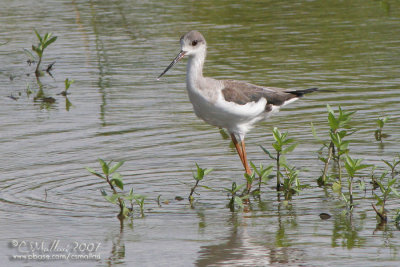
[1,0,400,266]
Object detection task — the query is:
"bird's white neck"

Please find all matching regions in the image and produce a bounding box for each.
[186,49,206,92]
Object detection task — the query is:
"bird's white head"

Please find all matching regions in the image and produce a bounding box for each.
[157,30,206,79]
[179,30,207,57]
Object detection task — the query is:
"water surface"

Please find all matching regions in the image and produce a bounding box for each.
[1,0,400,266]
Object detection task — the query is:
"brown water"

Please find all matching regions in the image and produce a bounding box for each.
[1,0,400,266]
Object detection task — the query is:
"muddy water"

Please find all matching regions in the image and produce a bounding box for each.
[1,0,400,266]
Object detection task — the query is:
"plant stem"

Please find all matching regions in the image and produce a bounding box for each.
[189,180,200,201]
[106,174,125,216]
[338,156,342,184]
[322,141,334,184]
[349,176,353,209]
[276,152,281,191]
[372,203,387,223]
[35,57,42,77]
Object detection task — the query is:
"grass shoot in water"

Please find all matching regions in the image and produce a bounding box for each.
[260,127,298,191]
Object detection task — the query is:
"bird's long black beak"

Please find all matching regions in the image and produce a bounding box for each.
[157,50,186,80]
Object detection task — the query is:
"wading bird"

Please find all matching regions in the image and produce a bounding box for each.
[158,30,317,190]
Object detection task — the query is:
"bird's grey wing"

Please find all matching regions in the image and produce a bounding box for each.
[221,80,296,106]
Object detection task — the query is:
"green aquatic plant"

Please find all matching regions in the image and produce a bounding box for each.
[343,155,371,209]
[372,165,400,224]
[382,155,400,179]
[60,78,74,111]
[61,78,74,96]
[224,182,248,212]
[281,163,305,200]
[243,172,256,194]
[375,116,388,141]
[261,127,298,191]
[86,159,144,219]
[311,105,355,186]
[188,163,213,205]
[394,209,400,227]
[24,30,57,77]
[133,194,146,217]
[250,161,273,193]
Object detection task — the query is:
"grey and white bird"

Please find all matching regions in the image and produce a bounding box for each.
[158,30,317,190]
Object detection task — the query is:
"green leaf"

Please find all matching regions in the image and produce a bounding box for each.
[244,172,255,184]
[382,159,393,169]
[358,180,366,191]
[199,185,215,191]
[32,45,42,57]
[43,36,57,50]
[272,127,283,144]
[34,29,42,44]
[195,163,204,180]
[341,192,348,203]
[111,178,124,190]
[86,167,106,179]
[234,196,244,209]
[373,194,383,206]
[250,161,260,176]
[110,161,124,174]
[388,178,397,188]
[391,187,400,197]
[328,113,339,130]
[272,143,281,153]
[282,143,298,154]
[122,189,134,201]
[112,172,122,180]
[23,48,36,60]
[122,206,130,217]
[204,168,213,176]
[233,183,246,193]
[104,193,121,204]
[260,145,276,160]
[65,78,75,90]
[310,122,322,142]
[98,158,109,176]
[318,156,328,163]
[100,189,107,196]
[326,104,334,115]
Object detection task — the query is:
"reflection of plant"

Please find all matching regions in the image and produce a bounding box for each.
[331,210,366,249]
[25,30,57,77]
[86,159,145,219]
[261,127,297,191]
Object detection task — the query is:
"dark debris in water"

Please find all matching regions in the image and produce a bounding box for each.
[319,213,331,220]
[175,196,184,201]
[41,97,56,104]
[7,95,19,101]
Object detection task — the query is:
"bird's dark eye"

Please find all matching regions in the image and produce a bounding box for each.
[192,40,198,46]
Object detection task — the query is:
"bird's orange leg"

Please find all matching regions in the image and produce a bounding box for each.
[241,140,252,175]
[230,134,245,166]
[241,140,253,191]
[231,134,253,191]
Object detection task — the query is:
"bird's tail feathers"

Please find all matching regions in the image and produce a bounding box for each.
[286,88,319,97]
